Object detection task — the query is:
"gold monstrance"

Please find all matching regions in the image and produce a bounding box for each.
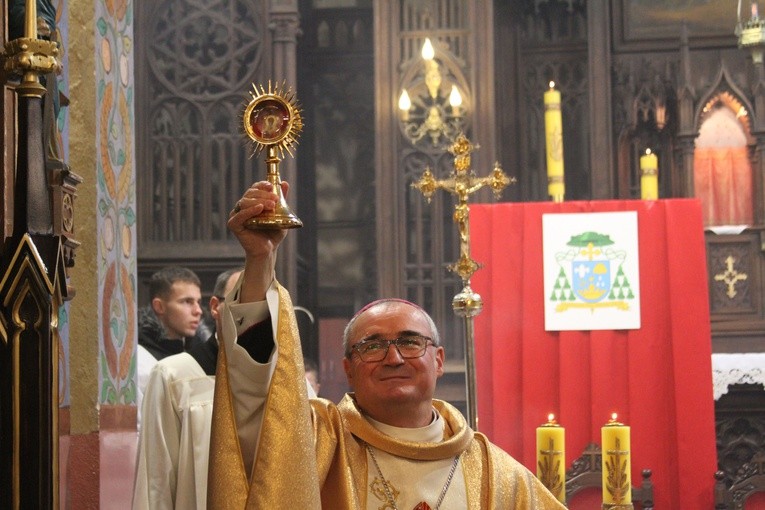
[243,81,303,229]
[412,134,515,429]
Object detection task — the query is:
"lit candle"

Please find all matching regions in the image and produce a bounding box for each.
[639,149,658,200]
[398,89,411,121]
[536,414,566,503]
[544,82,564,203]
[449,84,463,117]
[421,38,440,100]
[421,37,435,61]
[601,413,631,506]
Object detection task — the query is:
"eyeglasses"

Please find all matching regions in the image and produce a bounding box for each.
[346,335,434,362]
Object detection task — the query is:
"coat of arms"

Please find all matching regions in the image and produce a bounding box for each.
[543,212,640,331]
[551,231,635,310]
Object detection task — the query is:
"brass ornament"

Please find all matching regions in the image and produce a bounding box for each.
[242,81,303,229]
[412,133,515,429]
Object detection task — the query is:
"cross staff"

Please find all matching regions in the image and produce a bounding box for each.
[412,133,514,429]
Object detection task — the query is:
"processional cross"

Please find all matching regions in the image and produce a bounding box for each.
[412,134,515,429]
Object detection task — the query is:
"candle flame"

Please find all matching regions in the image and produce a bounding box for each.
[422,38,435,61]
[645,148,652,156]
[548,81,556,89]
[611,412,618,421]
[398,89,411,111]
[449,85,462,107]
[548,413,555,422]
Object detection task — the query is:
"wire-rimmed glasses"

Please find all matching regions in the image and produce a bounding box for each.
[346,335,434,363]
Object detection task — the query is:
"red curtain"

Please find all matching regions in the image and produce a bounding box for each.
[470,199,717,509]
[694,146,753,226]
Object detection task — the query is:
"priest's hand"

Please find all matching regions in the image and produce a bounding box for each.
[228,180,289,302]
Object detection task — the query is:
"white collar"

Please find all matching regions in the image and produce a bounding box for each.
[366,409,443,443]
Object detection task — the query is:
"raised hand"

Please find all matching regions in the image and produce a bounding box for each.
[228,180,290,302]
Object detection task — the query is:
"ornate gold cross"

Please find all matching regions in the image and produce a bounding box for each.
[580,242,602,261]
[412,133,515,429]
[714,255,748,299]
[412,133,514,296]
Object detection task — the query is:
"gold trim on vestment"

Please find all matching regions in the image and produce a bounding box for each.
[208,283,320,509]
[339,395,473,461]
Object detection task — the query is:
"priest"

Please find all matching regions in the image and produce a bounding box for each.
[207,180,565,509]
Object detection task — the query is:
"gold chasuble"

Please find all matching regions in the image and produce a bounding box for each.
[208,282,564,509]
[208,284,321,508]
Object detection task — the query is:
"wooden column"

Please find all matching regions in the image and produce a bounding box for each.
[587,0,614,199]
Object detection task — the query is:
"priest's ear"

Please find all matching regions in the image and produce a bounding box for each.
[433,344,445,378]
[342,356,355,388]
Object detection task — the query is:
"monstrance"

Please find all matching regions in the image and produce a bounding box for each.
[243,81,303,229]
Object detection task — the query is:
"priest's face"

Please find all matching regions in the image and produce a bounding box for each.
[343,301,445,427]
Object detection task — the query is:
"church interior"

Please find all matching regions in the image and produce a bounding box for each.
[2,0,765,507]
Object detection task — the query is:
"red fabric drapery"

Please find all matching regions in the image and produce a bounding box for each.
[470,199,717,509]
[694,146,753,226]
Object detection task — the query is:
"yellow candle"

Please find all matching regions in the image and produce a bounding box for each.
[536,414,566,503]
[544,82,565,203]
[640,149,658,200]
[601,413,631,506]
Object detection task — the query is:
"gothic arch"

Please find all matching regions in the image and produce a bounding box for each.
[694,64,755,139]
[692,65,755,226]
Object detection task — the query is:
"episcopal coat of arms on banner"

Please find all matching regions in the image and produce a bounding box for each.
[542,211,641,331]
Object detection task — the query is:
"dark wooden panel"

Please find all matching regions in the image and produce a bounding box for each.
[716,384,765,488]
[707,230,765,353]
[612,0,738,52]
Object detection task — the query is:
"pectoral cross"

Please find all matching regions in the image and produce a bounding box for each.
[412,133,515,429]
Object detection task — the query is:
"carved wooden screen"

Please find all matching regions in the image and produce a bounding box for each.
[135,0,271,296]
[396,0,472,364]
[511,1,590,202]
[297,5,376,317]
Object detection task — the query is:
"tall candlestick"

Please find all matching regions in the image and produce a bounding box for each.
[639,149,658,200]
[601,414,632,509]
[25,0,38,39]
[536,414,566,503]
[544,82,565,203]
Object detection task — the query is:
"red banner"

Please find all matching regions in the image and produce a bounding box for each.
[471,199,717,508]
